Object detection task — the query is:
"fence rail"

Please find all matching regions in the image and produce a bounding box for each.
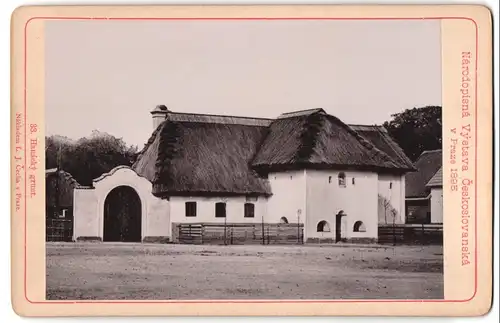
[174,223,304,245]
[378,224,443,245]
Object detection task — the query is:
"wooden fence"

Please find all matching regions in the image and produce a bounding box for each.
[378,224,443,245]
[46,217,73,242]
[174,223,304,245]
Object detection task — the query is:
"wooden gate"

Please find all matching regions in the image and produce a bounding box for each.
[46,217,73,242]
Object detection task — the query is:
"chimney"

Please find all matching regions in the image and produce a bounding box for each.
[150,105,169,129]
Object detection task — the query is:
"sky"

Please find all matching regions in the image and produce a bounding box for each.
[45,20,442,148]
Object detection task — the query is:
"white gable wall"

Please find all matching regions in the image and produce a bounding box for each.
[304,169,379,242]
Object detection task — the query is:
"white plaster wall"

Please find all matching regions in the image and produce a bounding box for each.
[378,174,405,224]
[267,170,306,225]
[430,187,443,224]
[305,170,378,240]
[73,188,98,240]
[170,196,268,224]
[91,166,170,240]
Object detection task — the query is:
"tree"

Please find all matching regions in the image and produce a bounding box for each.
[383,106,442,161]
[45,131,138,186]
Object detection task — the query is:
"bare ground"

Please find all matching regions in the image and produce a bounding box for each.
[46,243,443,300]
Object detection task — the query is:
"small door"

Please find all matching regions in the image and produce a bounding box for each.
[335,213,344,243]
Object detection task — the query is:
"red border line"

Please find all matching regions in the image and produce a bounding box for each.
[23,16,479,305]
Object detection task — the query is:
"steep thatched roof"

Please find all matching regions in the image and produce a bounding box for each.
[133,108,414,197]
[133,113,272,197]
[252,110,413,173]
[405,150,442,197]
[349,125,415,170]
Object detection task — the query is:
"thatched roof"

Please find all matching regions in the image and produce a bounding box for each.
[405,150,442,198]
[45,168,84,188]
[426,166,443,188]
[133,113,272,197]
[252,110,414,173]
[349,125,415,170]
[133,108,414,197]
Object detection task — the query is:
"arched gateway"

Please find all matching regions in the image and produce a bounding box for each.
[73,166,170,243]
[103,186,142,242]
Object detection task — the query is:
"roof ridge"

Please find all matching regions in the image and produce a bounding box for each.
[277,108,325,119]
[169,111,274,121]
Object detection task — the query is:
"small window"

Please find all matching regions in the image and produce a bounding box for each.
[338,172,346,187]
[280,217,289,224]
[353,221,366,232]
[244,203,255,218]
[290,175,293,179]
[215,202,226,218]
[352,177,355,185]
[389,182,393,189]
[317,220,331,232]
[328,176,332,183]
[185,202,197,217]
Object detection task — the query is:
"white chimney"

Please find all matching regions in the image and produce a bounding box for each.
[150,105,169,129]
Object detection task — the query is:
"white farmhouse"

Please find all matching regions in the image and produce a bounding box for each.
[73,106,415,243]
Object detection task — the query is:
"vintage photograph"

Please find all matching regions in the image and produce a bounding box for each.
[45,19,444,300]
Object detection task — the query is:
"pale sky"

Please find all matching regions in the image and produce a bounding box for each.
[45,20,441,147]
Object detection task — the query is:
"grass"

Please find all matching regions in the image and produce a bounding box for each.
[46,243,443,300]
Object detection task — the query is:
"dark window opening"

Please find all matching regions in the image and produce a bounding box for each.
[317,220,331,232]
[352,177,356,185]
[353,221,366,232]
[215,202,226,218]
[389,182,393,189]
[328,176,332,183]
[244,203,255,218]
[185,202,197,217]
[338,172,346,187]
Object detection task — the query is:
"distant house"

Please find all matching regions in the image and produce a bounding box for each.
[72,106,414,244]
[405,150,443,224]
[46,168,83,242]
[45,168,82,219]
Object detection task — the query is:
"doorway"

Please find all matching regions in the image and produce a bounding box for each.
[103,186,142,242]
[335,211,346,243]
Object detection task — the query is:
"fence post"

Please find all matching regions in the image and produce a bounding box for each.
[201,224,204,245]
[224,216,227,246]
[392,223,396,246]
[261,216,265,245]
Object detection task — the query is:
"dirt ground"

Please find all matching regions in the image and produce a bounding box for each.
[46,243,443,300]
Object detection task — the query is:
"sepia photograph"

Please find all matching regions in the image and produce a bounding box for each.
[44,18,444,301]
